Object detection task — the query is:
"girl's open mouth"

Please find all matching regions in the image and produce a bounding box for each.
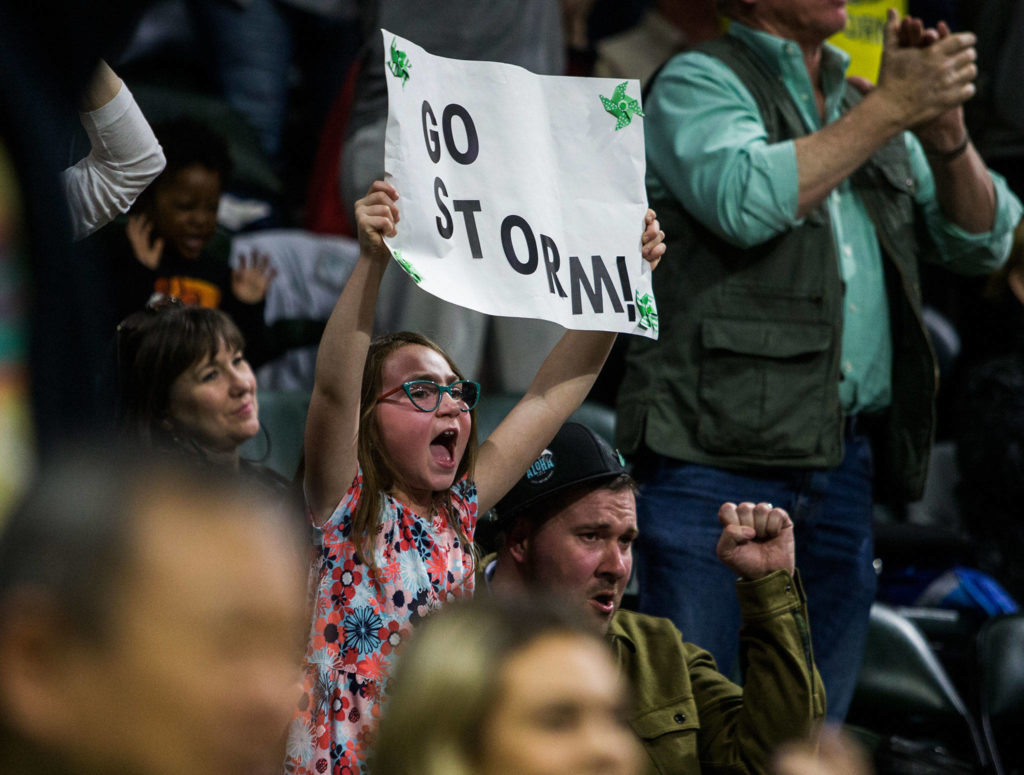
[430,429,458,467]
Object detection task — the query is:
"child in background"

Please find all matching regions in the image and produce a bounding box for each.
[284,180,664,775]
[94,116,278,365]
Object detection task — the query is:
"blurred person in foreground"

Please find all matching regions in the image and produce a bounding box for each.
[774,729,873,775]
[373,594,643,775]
[0,442,307,775]
[482,423,824,775]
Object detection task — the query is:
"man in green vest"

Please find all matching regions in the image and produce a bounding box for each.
[616,0,1023,721]
[484,423,825,775]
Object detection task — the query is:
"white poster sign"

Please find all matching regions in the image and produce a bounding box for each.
[382,30,658,338]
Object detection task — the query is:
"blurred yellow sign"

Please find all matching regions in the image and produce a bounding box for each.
[830,0,909,82]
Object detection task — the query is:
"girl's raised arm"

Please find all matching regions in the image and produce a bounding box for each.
[475,210,665,514]
[305,181,399,525]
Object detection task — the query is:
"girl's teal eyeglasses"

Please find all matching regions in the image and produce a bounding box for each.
[376,380,481,412]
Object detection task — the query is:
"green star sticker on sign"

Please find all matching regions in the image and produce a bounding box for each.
[393,249,422,284]
[387,37,411,86]
[635,290,658,334]
[600,81,645,130]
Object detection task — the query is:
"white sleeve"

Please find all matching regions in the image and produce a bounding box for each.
[62,83,166,241]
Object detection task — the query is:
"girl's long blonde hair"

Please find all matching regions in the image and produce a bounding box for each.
[352,332,479,576]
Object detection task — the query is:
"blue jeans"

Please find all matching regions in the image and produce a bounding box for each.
[635,433,877,721]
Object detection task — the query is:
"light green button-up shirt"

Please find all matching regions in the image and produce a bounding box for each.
[646,22,1021,413]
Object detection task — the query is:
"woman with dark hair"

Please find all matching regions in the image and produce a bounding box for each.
[115,303,296,506]
[117,304,253,456]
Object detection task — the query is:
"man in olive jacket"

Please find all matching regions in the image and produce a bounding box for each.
[482,423,825,775]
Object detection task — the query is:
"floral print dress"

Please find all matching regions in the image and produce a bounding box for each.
[284,468,477,775]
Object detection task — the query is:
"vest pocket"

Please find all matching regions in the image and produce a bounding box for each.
[697,318,833,457]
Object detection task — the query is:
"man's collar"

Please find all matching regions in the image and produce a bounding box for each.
[604,610,634,650]
[727,21,851,80]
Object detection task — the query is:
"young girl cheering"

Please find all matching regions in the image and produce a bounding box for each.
[285,181,664,775]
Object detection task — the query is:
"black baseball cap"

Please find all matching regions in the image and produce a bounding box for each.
[494,422,629,525]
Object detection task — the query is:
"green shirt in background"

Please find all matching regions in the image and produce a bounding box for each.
[645,22,1021,414]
